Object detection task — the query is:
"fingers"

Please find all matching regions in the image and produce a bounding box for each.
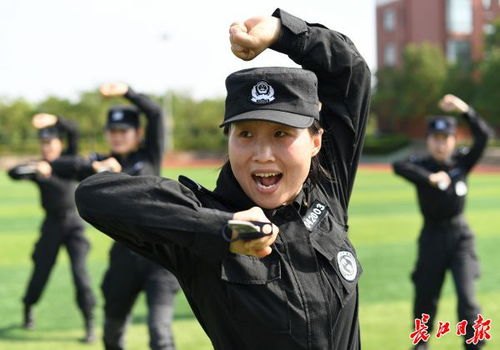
[439,94,469,113]
[32,113,58,129]
[99,82,128,97]
[230,23,256,61]
[230,207,279,258]
[92,157,122,173]
[36,161,52,178]
[230,234,275,258]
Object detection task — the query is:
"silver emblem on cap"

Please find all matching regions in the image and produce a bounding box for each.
[337,251,357,281]
[112,111,124,121]
[251,81,275,104]
[436,120,447,130]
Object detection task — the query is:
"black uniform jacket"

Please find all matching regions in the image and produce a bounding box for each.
[393,109,492,225]
[8,117,81,217]
[76,9,371,350]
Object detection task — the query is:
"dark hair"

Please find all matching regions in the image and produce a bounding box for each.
[308,120,332,185]
[223,119,332,184]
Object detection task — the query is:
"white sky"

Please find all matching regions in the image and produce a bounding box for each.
[0,0,376,101]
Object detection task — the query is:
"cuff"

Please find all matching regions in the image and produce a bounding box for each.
[124,86,135,99]
[192,209,233,261]
[463,106,477,120]
[270,8,307,56]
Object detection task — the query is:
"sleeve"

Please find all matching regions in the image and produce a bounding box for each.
[456,107,493,173]
[75,172,234,270]
[124,88,165,170]
[56,117,80,156]
[270,9,371,215]
[7,164,38,181]
[50,155,96,181]
[392,157,432,186]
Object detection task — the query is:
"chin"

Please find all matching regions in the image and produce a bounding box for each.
[252,194,288,210]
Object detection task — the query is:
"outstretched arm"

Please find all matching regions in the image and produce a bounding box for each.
[76,172,233,268]
[50,155,122,181]
[7,161,52,181]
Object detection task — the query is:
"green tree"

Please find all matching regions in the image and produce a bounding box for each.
[0,98,36,154]
[485,18,500,53]
[372,43,447,133]
[475,48,500,125]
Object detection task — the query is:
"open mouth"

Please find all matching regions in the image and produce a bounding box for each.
[252,172,283,192]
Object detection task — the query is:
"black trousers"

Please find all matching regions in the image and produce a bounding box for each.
[101,243,179,350]
[23,214,96,320]
[412,218,482,350]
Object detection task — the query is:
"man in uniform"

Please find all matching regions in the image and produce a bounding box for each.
[393,94,493,350]
[8,113,96,343]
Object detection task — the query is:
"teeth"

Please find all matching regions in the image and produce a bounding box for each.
[254,173,279,178]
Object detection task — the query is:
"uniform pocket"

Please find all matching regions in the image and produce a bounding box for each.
[221,253,290,333]
[311,225,362,306]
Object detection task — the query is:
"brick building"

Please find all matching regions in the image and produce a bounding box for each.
[376,0,499,138]
[377,0,500,68]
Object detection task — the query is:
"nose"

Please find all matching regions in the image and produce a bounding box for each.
[252,141,275,163]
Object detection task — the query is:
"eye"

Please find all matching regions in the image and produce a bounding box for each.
[238,130,253,138]
[274,130,288,138]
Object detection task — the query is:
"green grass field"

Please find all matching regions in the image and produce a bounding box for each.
[0,166,498,350]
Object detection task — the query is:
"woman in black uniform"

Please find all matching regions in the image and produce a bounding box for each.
[51,83,179,350]
[393,94,492,350]
[76,9,370,350]
[8,113,96,343]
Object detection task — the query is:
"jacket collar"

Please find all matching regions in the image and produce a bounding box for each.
[213,162,256,211]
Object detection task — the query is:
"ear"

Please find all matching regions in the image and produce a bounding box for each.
[311,128,323,157]
[136,127,145,140]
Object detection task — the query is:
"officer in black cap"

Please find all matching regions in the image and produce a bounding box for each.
[50,83,179,350]
[7,113,96,343]
[393,94,493,350]
[75,9,370,350]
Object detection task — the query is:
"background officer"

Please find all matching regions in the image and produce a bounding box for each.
[393,94,493,350]
[51,83,179,350]
[7,113,96,343]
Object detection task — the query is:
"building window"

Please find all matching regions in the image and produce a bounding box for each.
[446,0,473,34]
[482,0,491,9]
[447,40,471,65]
[383,9,396,32]
[384,43,397,66]
[484,23,494,35]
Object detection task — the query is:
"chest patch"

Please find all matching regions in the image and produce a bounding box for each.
[302,200,328,231]
[337,251,357,281]
[455,181,468,196]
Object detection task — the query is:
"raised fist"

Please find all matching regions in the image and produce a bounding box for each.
[229,16,281,61]
[99,82,129,98]
[32,113,58,129]
[439,94,470,114]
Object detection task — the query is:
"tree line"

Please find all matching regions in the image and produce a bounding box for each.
[372,19,500,136]
[0,91,226,155]
[1,20,498,156]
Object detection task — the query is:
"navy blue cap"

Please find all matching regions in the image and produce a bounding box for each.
[106,106,140,130]
[38,126,60,140]
[221,67,320,128]
[428,116,457,135]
